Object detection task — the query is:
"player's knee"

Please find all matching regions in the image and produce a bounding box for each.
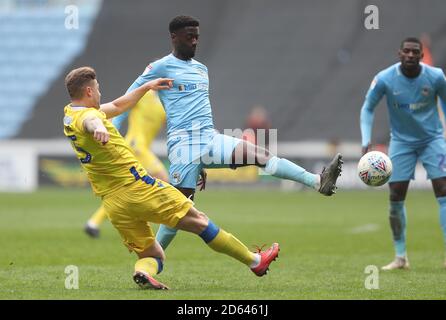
[177,207,208,234]
[194,210,209,233]
[255,150,271,167]
[389,191,404,202]
[153,170,169,182]
[157,250,166,262]
[389,184,406,201]
[178,187,195,200]
[432,178,446,197]
[435,187,446,198]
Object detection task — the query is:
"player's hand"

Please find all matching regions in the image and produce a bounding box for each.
[93,127,110,145]
[197,168,207,191]
[145,78,174,91]
[362,143,371,155]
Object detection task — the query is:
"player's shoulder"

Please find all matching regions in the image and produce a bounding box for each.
[191,58,207,70]
[376,62,400,79]
[64,105,104,129]
[146,54,171,71]
[422,63,445,80]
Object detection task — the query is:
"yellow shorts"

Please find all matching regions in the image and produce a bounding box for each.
[102,179,193,254]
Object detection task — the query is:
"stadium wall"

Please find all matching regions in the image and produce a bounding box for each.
[0,139,432,192]
[13,0,446,144]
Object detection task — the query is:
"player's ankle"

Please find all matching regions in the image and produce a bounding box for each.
[249,253,261,268]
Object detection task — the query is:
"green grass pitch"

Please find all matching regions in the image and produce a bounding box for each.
[1,188,446,299]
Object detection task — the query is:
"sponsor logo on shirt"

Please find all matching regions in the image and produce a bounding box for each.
[142,64,153,75]
[178,83,208,91]
[396,102,429,111]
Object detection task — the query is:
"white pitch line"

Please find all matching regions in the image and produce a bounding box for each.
[348,223,380,234]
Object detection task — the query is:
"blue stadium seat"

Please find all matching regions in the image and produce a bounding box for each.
[0,2,101,138]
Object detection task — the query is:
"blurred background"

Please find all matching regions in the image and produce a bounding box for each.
[1,0,446,192]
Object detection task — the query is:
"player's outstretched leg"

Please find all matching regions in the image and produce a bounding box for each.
[382,200,409,270]
[84,204,108,238]
[156,187,195,250]
[263,153,343,196]
[175,206,279,277]
[232,140,343,195]
[133,241,169,290]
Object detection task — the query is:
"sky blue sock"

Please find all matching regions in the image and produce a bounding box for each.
[264,156,317,188]
[389,201,407,257]
[156,224,178,250]
[436,196,446,249]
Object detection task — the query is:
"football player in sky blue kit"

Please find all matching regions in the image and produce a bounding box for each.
[114,15,343,250]
[360,37,446,270]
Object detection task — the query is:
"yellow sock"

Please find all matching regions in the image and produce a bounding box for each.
[207,229,255,266]
[88,205,108,227]
[134,257,162,276]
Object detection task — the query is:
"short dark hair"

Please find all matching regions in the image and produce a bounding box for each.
[65,66,96,99]
[169,15,199,33]
[400,37,423,50]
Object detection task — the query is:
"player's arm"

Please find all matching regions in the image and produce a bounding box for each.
[83,115,110,144]
[436,70,446,116]
[360,75,385,154]
[100,78,172,119]
[113,63,163,129]
[112,82,141,129]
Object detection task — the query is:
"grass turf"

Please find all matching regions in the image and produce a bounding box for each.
[0,188,445,299]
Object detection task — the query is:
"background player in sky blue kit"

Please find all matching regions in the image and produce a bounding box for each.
[360,37,446,270]
[114,15,343,250]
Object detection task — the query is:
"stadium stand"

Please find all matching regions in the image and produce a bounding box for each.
[0,0,101,138]
[8,0,446,143]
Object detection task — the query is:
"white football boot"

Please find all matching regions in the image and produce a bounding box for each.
[381,256,410,271]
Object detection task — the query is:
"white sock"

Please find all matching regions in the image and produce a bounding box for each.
[87,221,98,229]
[313,175,321,191]
[250,253,261,268]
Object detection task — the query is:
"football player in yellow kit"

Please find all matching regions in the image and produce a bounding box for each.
[84,91,169,238]
[63,66,279,289]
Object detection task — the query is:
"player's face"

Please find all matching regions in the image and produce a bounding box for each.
[399,42,423,70]
[87,79,101,108]
[172,26,199,59]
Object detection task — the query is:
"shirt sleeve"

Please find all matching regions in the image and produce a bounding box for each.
[360,75,386,147]
[77,109,104,133]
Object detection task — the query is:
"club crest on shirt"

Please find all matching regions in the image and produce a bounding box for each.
[421,86,430,96]
[63,116,73,126]
[172,172,181,184]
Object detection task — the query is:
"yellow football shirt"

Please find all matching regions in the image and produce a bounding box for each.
[125,91,166,148]
[63,104,147,196]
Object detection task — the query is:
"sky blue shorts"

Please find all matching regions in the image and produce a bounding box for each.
[168,133,242,189]
[389,137,446,183]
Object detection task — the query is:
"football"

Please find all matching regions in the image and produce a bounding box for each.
[357,151,392,186]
